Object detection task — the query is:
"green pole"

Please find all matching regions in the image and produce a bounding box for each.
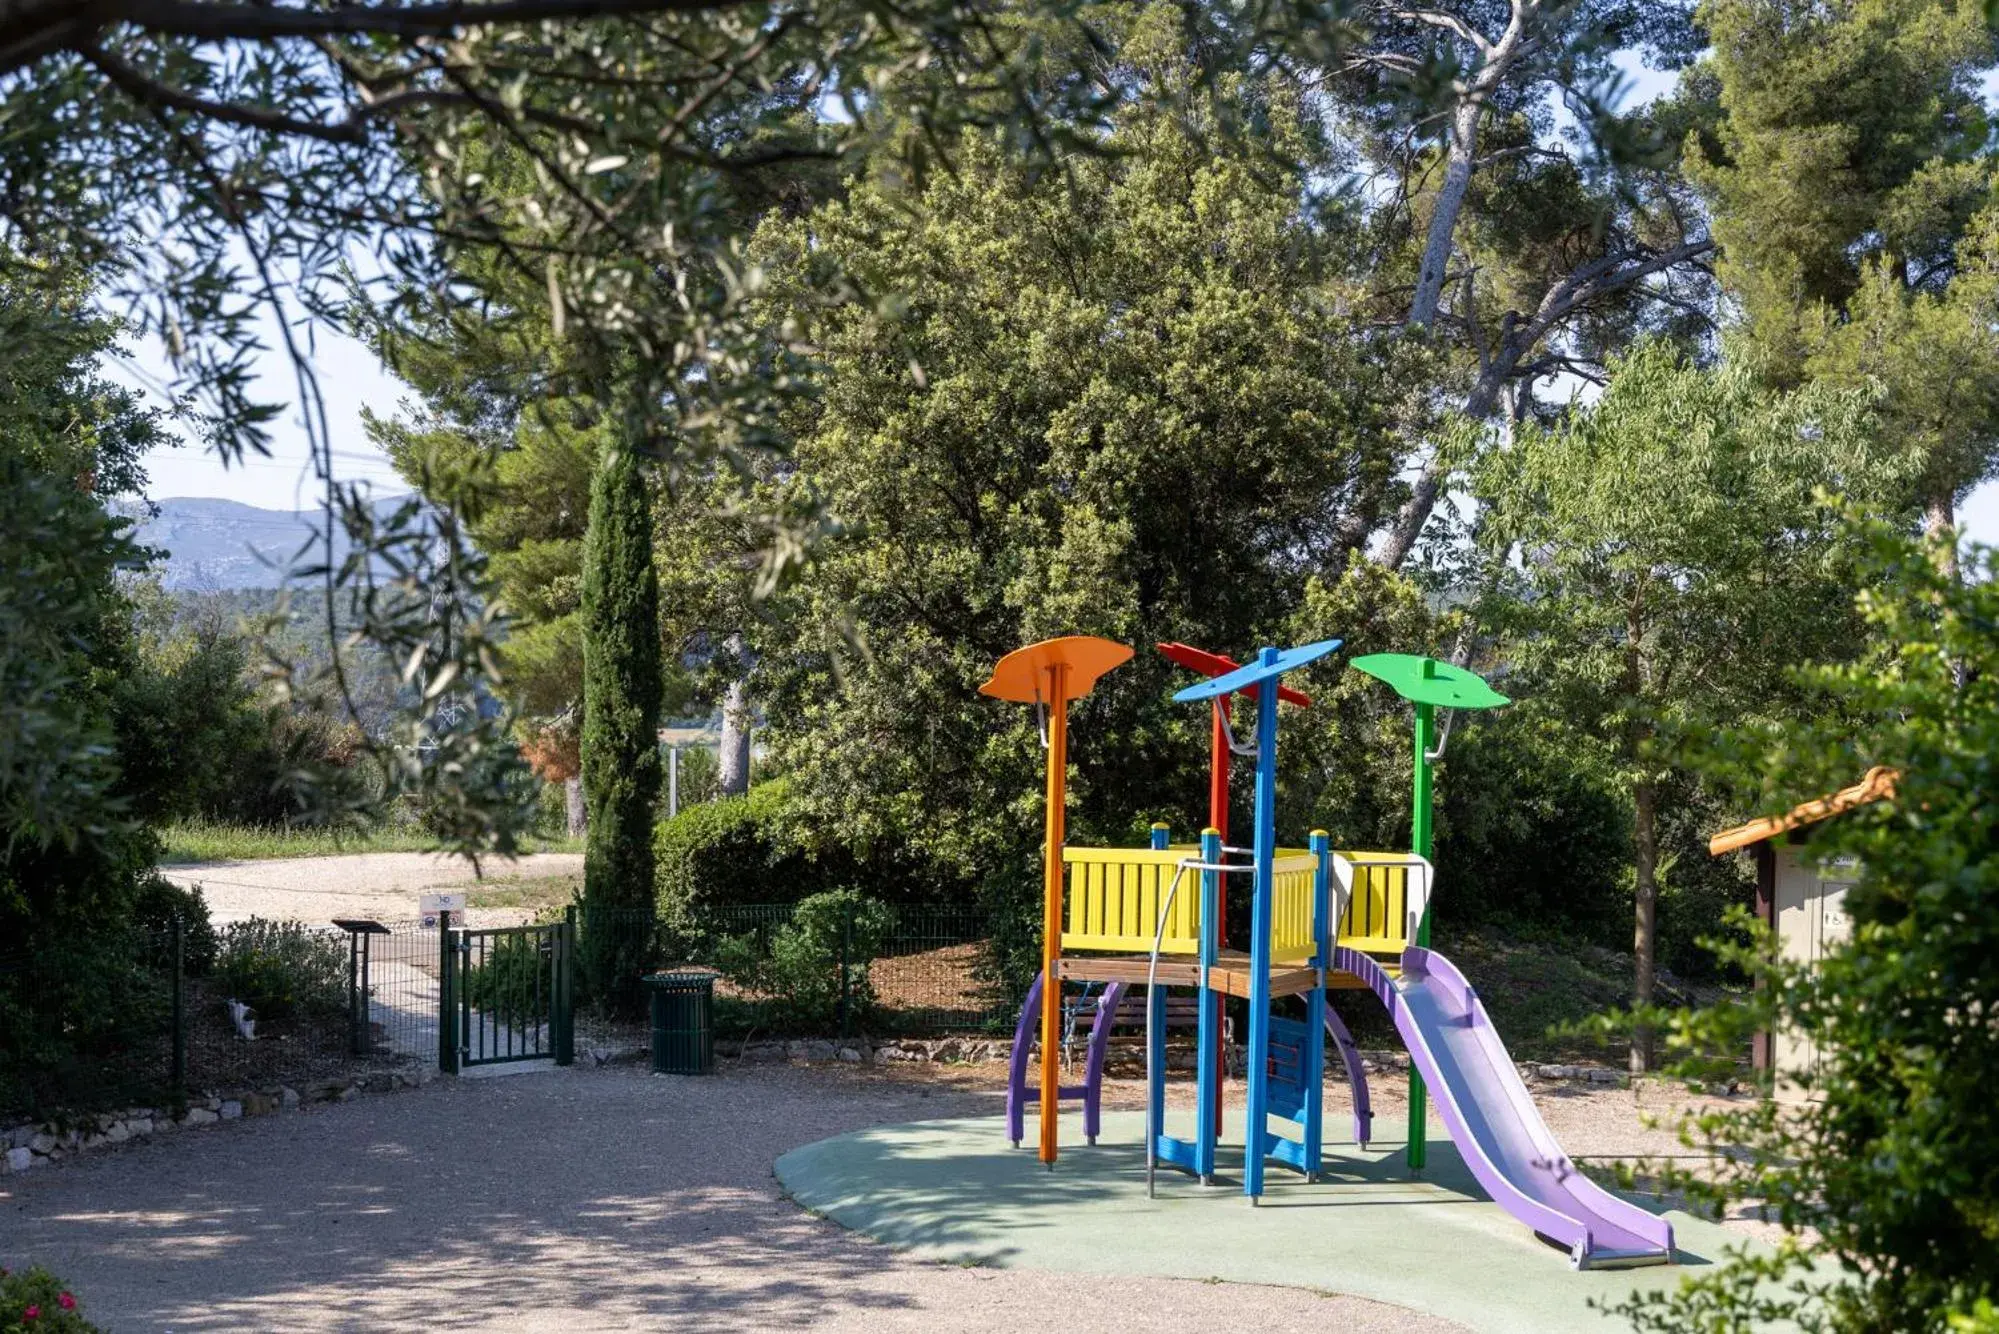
[1407,701,1435,1170]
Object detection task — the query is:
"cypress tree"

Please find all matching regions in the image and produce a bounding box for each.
[579,438,663,1016]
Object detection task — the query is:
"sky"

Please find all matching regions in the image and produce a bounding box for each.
[115,54,1999,548]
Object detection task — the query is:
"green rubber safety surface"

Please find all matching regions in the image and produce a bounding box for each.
[776,1111,1771,1334]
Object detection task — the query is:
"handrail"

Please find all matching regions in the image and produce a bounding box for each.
[1145,861,1193,1199]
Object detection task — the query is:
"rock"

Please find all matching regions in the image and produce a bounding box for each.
[280,1086,301,1110]
[29,1133,55,1155]
[932,1039,964,1063]
[5,1146,32,1172]
[8,1124,34,1149]
[181,1107,217,1127]
[104,1121,131,1144]
[127,1117,153,1137]
[837,1047,863,1063]
[1587,1068,1620,1085]
[219,1100,243,1120]
[336,1084,359,1101]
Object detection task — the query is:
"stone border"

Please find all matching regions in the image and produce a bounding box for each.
[1,1063,436,1176]
[708,1036,1633,1088]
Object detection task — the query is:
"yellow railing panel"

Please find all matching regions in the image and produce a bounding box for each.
[1335,852,1420,958]
[1059,847,1202,955]
[1270,853,1319,963]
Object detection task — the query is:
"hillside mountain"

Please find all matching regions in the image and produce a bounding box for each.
[122,495,410,590]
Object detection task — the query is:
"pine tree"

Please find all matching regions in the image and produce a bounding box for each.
[580,436,663,1016]
[1691,0,1999,557]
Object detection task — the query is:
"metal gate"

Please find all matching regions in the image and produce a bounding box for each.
[438,913,575,1072]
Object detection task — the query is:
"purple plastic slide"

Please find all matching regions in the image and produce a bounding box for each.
[1337,945,1675,1270]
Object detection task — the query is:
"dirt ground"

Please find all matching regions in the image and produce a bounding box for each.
[162,852,584,926]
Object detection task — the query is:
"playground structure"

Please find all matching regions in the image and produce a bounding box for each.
[985,637,1676,1270]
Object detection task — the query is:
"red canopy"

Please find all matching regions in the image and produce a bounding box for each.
[1156,642,1312,707]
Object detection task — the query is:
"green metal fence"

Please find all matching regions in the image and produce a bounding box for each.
[2,896,1017,1119]
[1,916,432,1124]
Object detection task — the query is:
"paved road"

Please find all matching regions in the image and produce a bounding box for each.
[1,1066,1465,1333]
[162,852,583,926]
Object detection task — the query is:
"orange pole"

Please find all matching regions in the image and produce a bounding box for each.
[1039,661,1069,1165]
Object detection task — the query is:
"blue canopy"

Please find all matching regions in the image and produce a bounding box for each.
[1170,638,1344,703]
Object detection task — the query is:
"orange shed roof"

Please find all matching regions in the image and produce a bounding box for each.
[1707,766,1897,857]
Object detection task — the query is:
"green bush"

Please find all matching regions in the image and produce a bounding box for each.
[0,1265,100,1332]
[1436,709,1632,940]
[215,919,346,1023]
[1606,528,1999,1334]
[655,781,832,930]
[710,889,895,1033]
[129,873,218,976]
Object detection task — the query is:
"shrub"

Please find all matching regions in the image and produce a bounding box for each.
[1604,529,1999,1334]
[710,889,895,1033]
[215,919,346,1023]
[654,781,821,930]
[0,1265,100,1332]
[129,874,218,976]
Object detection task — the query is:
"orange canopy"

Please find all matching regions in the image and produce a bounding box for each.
[979,636,1133,704]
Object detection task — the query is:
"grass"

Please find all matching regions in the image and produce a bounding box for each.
[465,872,583,914]
[159,819,585,865]
[1328,924,1741,1064]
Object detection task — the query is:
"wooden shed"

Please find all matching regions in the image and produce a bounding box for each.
[1708,767,1896,1094]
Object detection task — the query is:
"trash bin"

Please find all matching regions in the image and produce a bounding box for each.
[644,971,715,1075]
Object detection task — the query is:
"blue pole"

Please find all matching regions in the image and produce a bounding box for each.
[1244,647,1280,1201]
[1196,826,1222,1182]
[1305,829,1331,1179]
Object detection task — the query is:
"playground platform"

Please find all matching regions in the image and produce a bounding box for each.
[777,1111,1760,1334]
[1054,951,1322,999]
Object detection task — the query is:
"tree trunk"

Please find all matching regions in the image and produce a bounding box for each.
[1406,99,1485,331]
[1925,492,1959,581]
[717,632,753,796]
[564,776,586,837]
[1631,776,1660,1074]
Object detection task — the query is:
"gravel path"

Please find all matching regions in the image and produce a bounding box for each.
[2,1065,1470,1333]
[162,852,584,926]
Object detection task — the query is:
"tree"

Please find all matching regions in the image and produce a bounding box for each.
[7,0,1333,850]
[1317,0,1720,567]
[0,258,164,854]
[579,436,663,1014]
[748,22,1434,951]
[1478,341,1880,1069]
[1607,525,1999,1334]
[1690,0,1999,557]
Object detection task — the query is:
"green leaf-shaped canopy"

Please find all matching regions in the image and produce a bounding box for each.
[1350,654,1509,710]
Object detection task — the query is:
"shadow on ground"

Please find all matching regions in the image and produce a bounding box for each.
[1,1068,1469,1333]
